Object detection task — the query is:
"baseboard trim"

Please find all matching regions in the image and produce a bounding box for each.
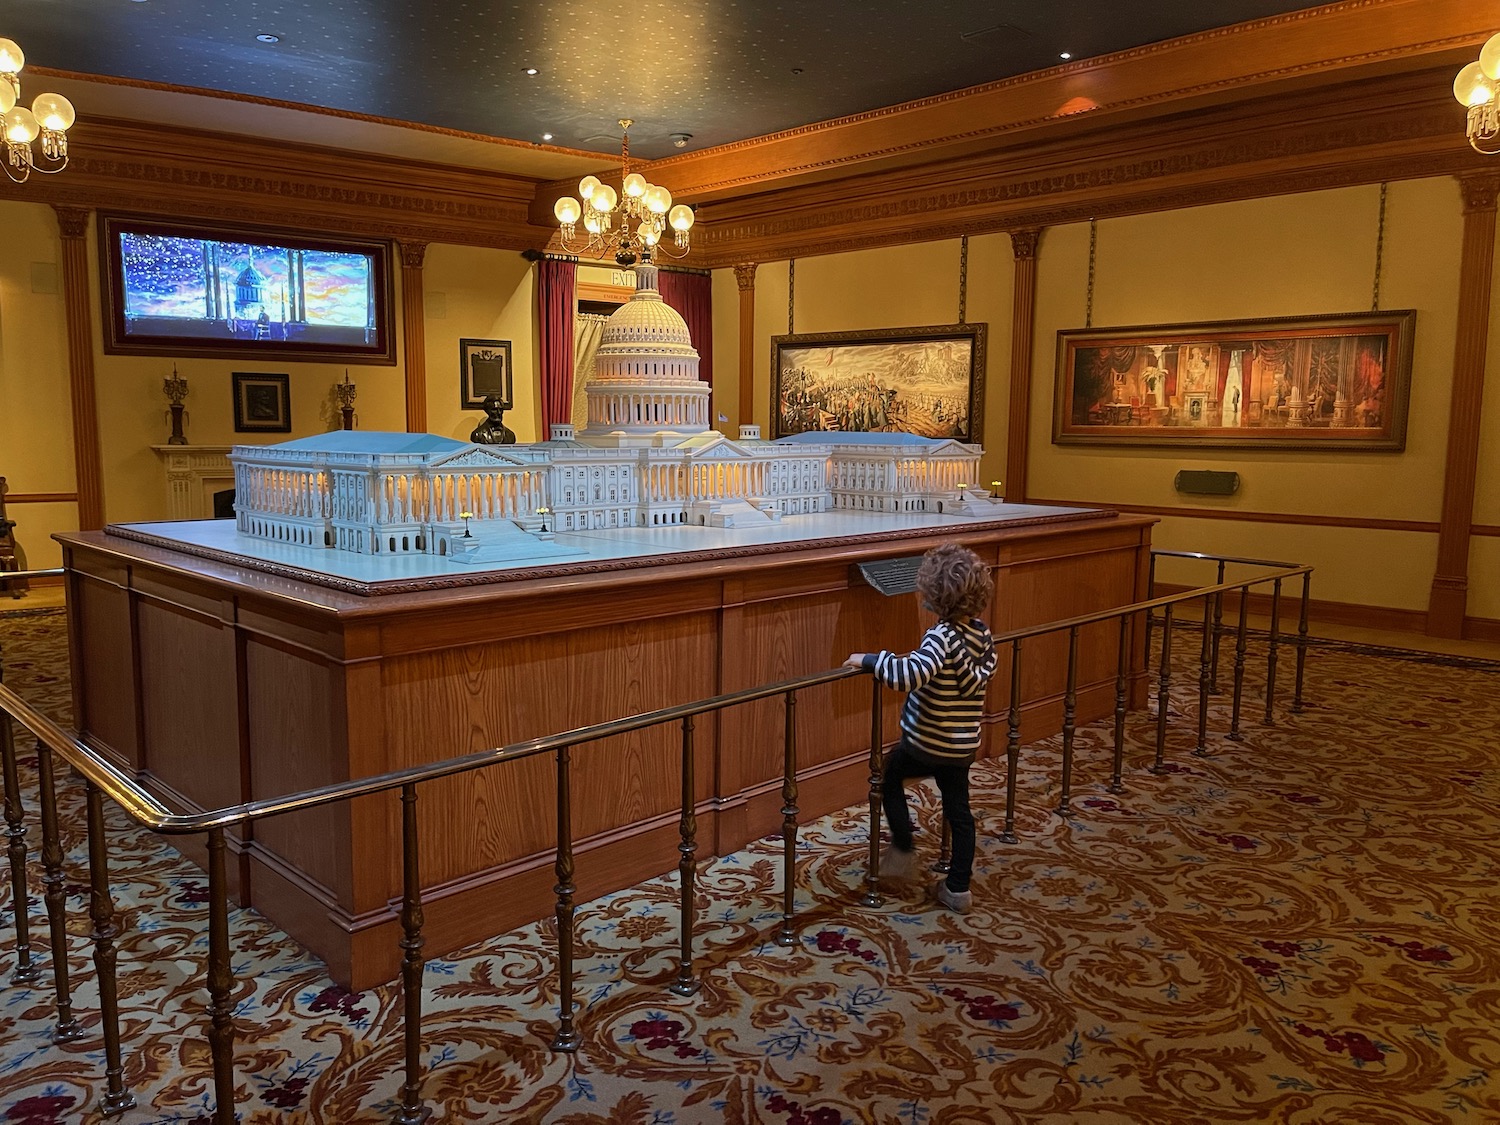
[1153,582,1499,641]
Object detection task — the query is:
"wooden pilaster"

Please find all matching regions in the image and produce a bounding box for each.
[1004,229,1041,504]
[399,241,428,434]
[734,263,757,431]
[1427,175,1500,637]
[54,206,105,530]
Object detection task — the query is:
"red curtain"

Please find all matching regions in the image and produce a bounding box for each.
[658,269,714,389]
[537,257,577,435]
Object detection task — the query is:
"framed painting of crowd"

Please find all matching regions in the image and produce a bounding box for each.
[1053,310,1415,451]
[770,323,987,444]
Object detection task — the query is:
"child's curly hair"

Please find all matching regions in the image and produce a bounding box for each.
[916,543,992,621]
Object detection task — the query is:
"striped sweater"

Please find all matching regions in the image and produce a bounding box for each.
[862,618,998,764]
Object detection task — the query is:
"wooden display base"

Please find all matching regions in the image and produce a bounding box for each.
[61,510,1153,988]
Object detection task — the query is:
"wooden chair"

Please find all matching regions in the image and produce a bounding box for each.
[0,477,26,598]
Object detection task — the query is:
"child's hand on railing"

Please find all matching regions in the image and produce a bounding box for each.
[843,653,869,669]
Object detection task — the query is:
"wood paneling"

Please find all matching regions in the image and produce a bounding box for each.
[68,570,139,770]
[399,242,428,433]
[55,207,104,531]
[1005,229,1041,503]
[60,512,1152,988]
[3,493,79,505]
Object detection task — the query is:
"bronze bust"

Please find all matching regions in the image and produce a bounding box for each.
[470,395,516,445]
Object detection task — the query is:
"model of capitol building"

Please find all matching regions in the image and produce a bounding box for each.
[229,263,990,557]
[584,262,710,435]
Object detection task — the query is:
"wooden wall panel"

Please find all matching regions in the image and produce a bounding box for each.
[136,599,241,813]
[378,612,720,887]
[69,571,139,769]
[244,639,351,903]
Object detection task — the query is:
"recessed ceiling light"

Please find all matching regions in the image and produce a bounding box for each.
[523,67,539,76]
[1060,51,1071,59]
[257,33,281,44]
[542,133,553,141]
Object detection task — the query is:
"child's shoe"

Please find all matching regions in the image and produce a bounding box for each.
[933,877,972,914]
[880,844,918,881]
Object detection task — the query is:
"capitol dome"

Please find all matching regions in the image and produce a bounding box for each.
[582,262,711,437]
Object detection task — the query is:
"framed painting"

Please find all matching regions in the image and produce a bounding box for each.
[459,338,514,410]
[1053,310,1416,450]
[232,372,291,433]
[771,323,987,444]
[99,214,396,365]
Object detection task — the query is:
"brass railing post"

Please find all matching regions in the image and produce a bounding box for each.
[1110,616,1128,794]
[775,691,799,947]
[1293,570,1312,713]
[1194,593,1213,757]
[669,715,701,996]
[1143,553,1156,668]
[1210,559,1226,692]
[206,827,237,1125]
[35,740,83,1041]
[1000,639,1021,843]
[551,745,580,1052]
[85,781,136,1115]
[1055,625,1079,816]
[1227,587,1251,742]
[935,820,951,874]
[1265,578,1283,725]
[1152,605,1173,772]
[860,677,883,908]
[395,783,430,1123]
[1,676,40,985]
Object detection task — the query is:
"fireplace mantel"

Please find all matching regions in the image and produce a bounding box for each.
[150,445,234,521]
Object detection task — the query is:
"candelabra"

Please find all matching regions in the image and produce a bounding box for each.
[0,38,77,183]
[162,366,189,445]
[335,371,358,430]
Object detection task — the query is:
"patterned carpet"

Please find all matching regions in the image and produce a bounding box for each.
[1,606,1499,1124]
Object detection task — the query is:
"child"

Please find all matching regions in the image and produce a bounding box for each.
[845,543,997,913]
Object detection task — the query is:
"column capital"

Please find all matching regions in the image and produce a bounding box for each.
[733,262,758,290]
[53,205,92,241]
[1008,228,1042,260]
[1457,173,1500,214]
[399,241,428,270]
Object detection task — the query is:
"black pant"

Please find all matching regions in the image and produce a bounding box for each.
[881,737,975,893]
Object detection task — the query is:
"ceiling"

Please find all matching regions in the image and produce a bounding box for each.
[6,0,1338,167]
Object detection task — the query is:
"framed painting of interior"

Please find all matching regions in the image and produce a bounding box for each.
[98,214,396,364]
[771,323,987,443]
[1054,310,1416,450]
[459,338,514,410]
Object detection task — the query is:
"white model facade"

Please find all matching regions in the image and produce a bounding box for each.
[229,264,987,554]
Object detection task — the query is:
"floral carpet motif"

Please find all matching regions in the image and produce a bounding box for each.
[2,606,1499,1123]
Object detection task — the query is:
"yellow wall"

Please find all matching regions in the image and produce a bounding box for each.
[422,246,538,443]
[4,175,1496,626]
[0,202,73,570]
[1028,180,1465,612]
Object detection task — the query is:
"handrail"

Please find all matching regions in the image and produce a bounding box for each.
[0,567,64,581]
[0,666,862,836]
[1148,549,1304,570]
[0,553,1313,1124]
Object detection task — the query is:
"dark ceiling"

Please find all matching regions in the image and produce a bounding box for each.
[6,1,1335,160]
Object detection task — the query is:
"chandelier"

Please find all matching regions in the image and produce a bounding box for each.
[552,119,695,266]
[1454,33,1500,154]
[0,37,76,183]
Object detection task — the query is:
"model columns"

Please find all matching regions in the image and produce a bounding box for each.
[734,263,757,432]
[1427,174,1500,638]
[400,241,428,434]
[53,206,106,530]
[1005,228,1042,504]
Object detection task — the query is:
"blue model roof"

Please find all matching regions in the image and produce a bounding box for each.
[267,431,470,455]
[775,430,945,447]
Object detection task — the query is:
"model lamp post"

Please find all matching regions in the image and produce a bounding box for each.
[990,480,1003,499]
[459,511,474,538]
[536,506,551,533]
[163,365,189,445]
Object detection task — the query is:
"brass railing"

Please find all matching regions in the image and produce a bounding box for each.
[0,559,1310,1122]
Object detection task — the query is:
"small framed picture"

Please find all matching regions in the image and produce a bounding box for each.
[460,338,513,410]
[232,372,291,433]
